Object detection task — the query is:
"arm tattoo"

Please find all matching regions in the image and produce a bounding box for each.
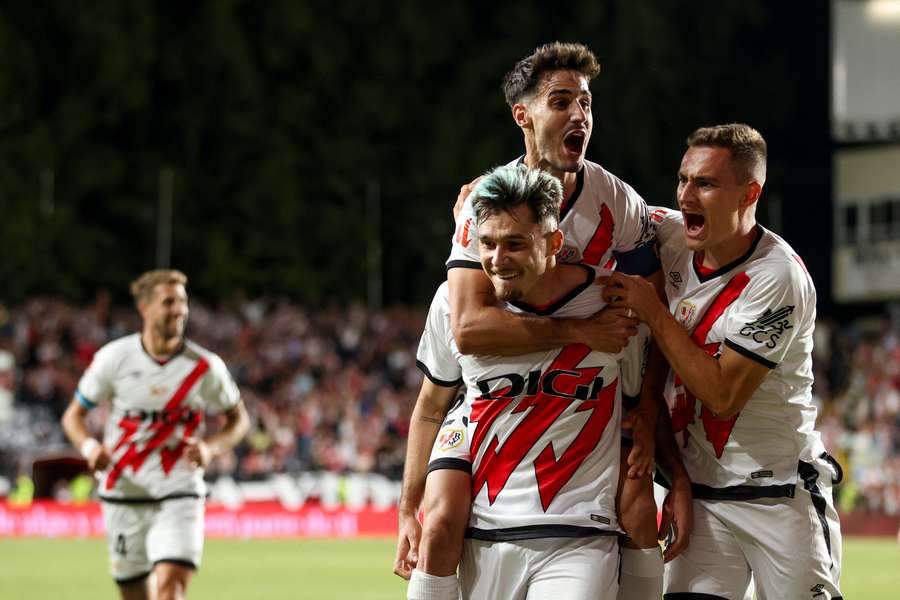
[419,416,443,425]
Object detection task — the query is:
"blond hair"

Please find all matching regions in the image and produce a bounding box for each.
[129,269,187,306]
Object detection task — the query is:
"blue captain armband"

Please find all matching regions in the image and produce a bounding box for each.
[614,243,660,277]
[76,390,97,410]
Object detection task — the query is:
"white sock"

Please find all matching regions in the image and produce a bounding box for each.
[407,568,460,600]
[618,546,663,600]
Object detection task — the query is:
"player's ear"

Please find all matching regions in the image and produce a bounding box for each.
[548,229,564,255]
[742,181,763,209]
[512,103,531,130]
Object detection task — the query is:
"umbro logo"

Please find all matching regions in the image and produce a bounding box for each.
[669,271,682,288]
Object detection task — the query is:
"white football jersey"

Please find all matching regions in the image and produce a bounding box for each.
[418,274,630,540]
[448,159,653,278]
[651,207,825,497]
[77,333,241,500]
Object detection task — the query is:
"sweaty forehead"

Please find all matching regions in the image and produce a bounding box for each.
[535,70,590,98]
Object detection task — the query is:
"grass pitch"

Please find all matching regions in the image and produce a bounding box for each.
[0,536,897,599]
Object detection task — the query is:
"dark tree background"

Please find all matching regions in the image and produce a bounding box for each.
[0,1,831,308]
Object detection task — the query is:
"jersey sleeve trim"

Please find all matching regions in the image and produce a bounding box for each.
[416,359,463,387]
[446,259,482,271]
[427,457,472,474]
[75,389,97,409]
[723,338,777,369]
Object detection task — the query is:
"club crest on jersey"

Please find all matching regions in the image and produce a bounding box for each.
[739,305,794,349]
[557,245,583,264]
[437,429,465,451]
[675,300,697,328]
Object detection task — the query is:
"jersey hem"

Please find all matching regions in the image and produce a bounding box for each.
[99,492,203,504]
[691,482,795,501]
[415,360,462,387]
[723,338,778,369]
[465,524,619,542]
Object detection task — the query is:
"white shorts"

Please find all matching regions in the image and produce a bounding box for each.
[664,455,843,600]
[427,395,471,474]
[102,497,205,583]
[459,535,619,600]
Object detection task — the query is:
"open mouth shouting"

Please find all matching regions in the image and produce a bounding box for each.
[563,129,586,157]
[682,210,706,239]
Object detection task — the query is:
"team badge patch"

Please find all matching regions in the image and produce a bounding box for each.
[675,300,697,327]
[437,429,464,451]
[557,245,583,264]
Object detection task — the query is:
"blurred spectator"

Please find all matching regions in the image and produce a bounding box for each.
[0,295,425,486]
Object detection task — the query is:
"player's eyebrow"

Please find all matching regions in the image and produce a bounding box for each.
[479,233,529,243]
[678,172,720,185]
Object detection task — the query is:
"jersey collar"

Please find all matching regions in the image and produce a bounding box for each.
[508,264,595,316]
[691,225,765,283]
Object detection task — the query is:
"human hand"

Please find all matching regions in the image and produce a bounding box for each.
[393,511,422,580]
[658,480,692,562]
[598,272,664,324]
[575,306,639,353]
[184,438,213,468]
[453,176,484,221]
[86,443,112,472]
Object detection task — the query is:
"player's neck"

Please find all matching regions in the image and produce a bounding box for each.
[699,222,760,271]
[522,153,579,204]
[521,263,586,307]
[141,330,183,362]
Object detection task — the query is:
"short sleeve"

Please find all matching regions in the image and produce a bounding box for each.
[199,354,241,413]
[723,264,808,369]
[416,285,463,387]
[446,195,482,270]
[76,345,115,409]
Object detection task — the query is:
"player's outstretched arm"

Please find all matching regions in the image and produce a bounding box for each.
[655,407,693,562]
[394,379,459,580]
[61,398,111,471]
[600,272,770,418]
[449,268,637,355]
[185,401,250,468]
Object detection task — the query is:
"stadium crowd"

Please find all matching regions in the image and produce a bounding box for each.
[0,295,898,515]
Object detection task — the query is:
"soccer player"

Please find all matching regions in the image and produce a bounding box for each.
[408,164,630,599]
[444,41,686,597]
[601,124,843,599]
[61,270,250,600]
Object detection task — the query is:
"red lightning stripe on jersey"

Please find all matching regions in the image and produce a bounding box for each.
[105,358,209,489]
[470,344,615,510]
[582,204,614,266]
[672,272,750,458]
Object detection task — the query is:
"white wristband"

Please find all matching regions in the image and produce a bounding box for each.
[80,438,100,460]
